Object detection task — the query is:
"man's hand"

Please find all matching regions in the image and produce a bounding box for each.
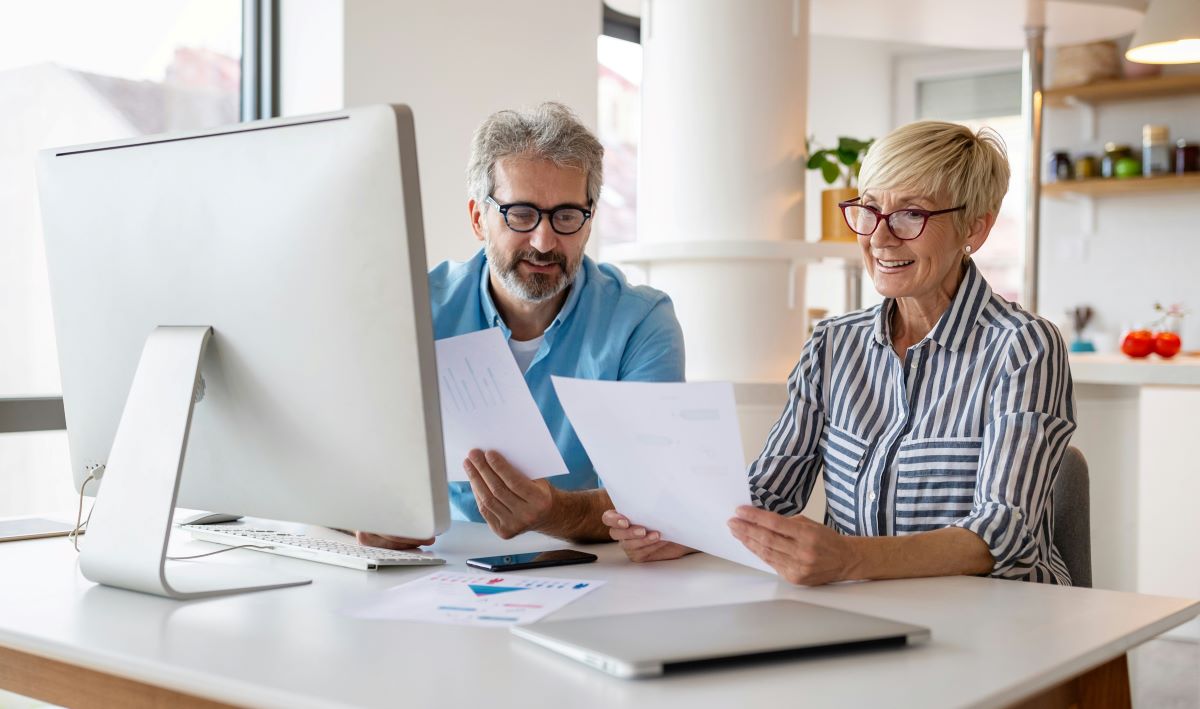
[355,531,435,550]
[463,449,556,539]
[601,510,695,562]
[727,505,854,586]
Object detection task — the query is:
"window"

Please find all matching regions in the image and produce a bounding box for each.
[596,34,642,247]
[0,0,246,518]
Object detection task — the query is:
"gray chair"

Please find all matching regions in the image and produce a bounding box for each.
[1053,446,1092,588]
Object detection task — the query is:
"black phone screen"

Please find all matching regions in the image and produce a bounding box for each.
[465,549,598,572]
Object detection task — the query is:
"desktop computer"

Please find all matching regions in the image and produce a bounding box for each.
[37,105,449,599]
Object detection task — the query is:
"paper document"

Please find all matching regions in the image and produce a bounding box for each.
[436,328,566,481]
[552,377,773,574]
[346,571,604,626]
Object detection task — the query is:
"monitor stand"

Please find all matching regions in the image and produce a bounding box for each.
[78,326,311,599]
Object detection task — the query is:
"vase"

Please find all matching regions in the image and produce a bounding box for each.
[820,187,858,242]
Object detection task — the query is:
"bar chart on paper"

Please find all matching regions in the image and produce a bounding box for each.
[346,571,604,626]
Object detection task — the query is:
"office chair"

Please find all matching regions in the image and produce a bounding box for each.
[1053,446,1092,588]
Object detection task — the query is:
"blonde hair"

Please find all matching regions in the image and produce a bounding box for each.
[857,121,1010,237]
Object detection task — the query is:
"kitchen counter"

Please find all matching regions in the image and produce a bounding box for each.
[1069,353,1200,386]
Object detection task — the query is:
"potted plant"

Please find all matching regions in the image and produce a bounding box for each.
[807,136,873,242]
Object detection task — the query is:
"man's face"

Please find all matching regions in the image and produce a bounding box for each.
[470,156,591,303]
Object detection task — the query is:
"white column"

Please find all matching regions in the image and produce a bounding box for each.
[632,0,811,383]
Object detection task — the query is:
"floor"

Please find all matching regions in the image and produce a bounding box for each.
[1130,637,1200,709]
[1,639,1196,708]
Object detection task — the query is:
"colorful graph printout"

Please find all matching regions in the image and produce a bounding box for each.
[345,571,604,626]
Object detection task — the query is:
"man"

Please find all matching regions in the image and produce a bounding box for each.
[359,102,684,549]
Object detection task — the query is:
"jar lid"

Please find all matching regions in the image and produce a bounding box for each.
[1178,139,1194,148]
[1143,124,1169,142]
[1104,142,1131,153]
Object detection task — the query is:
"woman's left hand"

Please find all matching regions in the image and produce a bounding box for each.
[728,506,856,586]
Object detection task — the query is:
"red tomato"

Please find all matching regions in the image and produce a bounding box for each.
[1154,331,1182,359]
[1121,330,1155,358]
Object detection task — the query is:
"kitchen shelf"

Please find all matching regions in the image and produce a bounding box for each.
[1043,173,1200,198]
[1045,74,1200,108]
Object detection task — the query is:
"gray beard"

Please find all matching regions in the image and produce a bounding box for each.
[485,240,579,303]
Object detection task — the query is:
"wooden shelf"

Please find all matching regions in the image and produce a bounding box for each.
[1043,173,1200,198]
[1045,74,1200,108]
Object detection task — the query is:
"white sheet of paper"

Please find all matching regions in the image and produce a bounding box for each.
[436,328,567,481]
[552,377,773,574]
[345,571,604,626]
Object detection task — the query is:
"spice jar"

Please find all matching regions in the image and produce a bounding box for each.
[1074,154,1099,179]
[1046,151,1073,182]
[1176,140,1199,174]
[1143,124,1172,176]
[1102,143,1133,178]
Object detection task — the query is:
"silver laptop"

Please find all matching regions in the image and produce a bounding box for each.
[511,599,930,678]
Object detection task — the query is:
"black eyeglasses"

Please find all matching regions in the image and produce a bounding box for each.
[838,197,965,240]
[485,195,593,236]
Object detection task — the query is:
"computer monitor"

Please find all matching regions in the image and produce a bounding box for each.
[37,105,449,599]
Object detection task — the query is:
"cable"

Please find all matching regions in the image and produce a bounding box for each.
[69,473,98,552]
[166,544,275,561]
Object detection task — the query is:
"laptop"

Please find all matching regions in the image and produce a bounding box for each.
[511,599,930,678]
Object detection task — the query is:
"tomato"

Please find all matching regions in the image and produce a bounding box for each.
[1121,330,1155,358]
[1154,331,1182,359]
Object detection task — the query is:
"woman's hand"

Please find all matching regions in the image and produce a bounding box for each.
[601,510,695,562]
[728,505,856,586]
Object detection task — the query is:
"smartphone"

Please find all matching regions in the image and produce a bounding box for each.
[465,549,598,572]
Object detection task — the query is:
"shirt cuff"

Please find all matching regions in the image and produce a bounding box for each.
[953,502,1037,579]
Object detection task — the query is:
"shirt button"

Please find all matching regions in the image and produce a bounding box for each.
[869,491,877,501]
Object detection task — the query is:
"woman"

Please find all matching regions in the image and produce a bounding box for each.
[603,121,1076,586]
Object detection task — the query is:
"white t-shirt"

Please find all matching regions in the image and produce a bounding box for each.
[508,335,544,374]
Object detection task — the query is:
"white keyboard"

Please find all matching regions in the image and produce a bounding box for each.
[181,525,446,571]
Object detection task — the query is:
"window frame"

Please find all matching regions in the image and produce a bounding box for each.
[0,0,276,434]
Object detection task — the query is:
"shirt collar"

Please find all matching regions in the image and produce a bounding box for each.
[872,259,992,353]
[476,250,591,338]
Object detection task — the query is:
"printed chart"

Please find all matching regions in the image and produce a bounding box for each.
[347,571,604,626]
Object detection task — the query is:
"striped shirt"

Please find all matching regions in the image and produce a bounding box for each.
[747,261,1077,584]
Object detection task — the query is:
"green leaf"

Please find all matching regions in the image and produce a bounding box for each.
[838,137,870,153]
[820,160,840,184]
[836,148,858,166]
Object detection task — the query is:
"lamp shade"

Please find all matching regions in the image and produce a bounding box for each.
[1126,0,1200,63]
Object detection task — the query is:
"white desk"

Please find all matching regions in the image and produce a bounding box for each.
[0,521,1196,709]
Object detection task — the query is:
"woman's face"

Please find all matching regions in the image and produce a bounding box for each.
[855,187,969,301]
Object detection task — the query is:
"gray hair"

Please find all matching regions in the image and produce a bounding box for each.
[466,102,604,207]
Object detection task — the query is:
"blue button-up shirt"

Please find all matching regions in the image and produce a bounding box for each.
[747,261,1077,584]
[429,248,686,522]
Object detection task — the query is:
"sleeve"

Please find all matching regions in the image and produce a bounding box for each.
[952,319,1077,579]
[616,297,686,383]
[746,324,828,516]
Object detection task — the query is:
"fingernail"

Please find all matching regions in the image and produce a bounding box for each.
[635,528,646,537]
[617,519,629,529]
[647,532,659,541]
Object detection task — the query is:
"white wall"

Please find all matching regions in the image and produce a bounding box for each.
[1040,64,1200,349]
[803,35,895,317]
[285,0,602,270]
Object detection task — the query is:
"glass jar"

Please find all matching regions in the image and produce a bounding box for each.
[1102,143,1132,178]
[1176,140,1200,174]
[1074,154,1099,179]
[1142,124,1172,176]
[1046,151,1073,183]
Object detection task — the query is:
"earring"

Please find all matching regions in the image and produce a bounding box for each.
[964,244,973,255]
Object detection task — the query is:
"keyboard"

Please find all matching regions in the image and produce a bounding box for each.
[181,525,446,571]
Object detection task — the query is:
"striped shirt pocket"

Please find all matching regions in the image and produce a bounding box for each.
[894,437,982,534]
[821,425,869,534]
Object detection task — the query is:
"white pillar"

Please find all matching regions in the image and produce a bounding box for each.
[633,0,811,383]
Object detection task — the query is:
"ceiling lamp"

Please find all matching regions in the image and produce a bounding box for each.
[1126,0,1200,64]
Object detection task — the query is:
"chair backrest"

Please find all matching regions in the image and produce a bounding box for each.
[1053,446,1092,588]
